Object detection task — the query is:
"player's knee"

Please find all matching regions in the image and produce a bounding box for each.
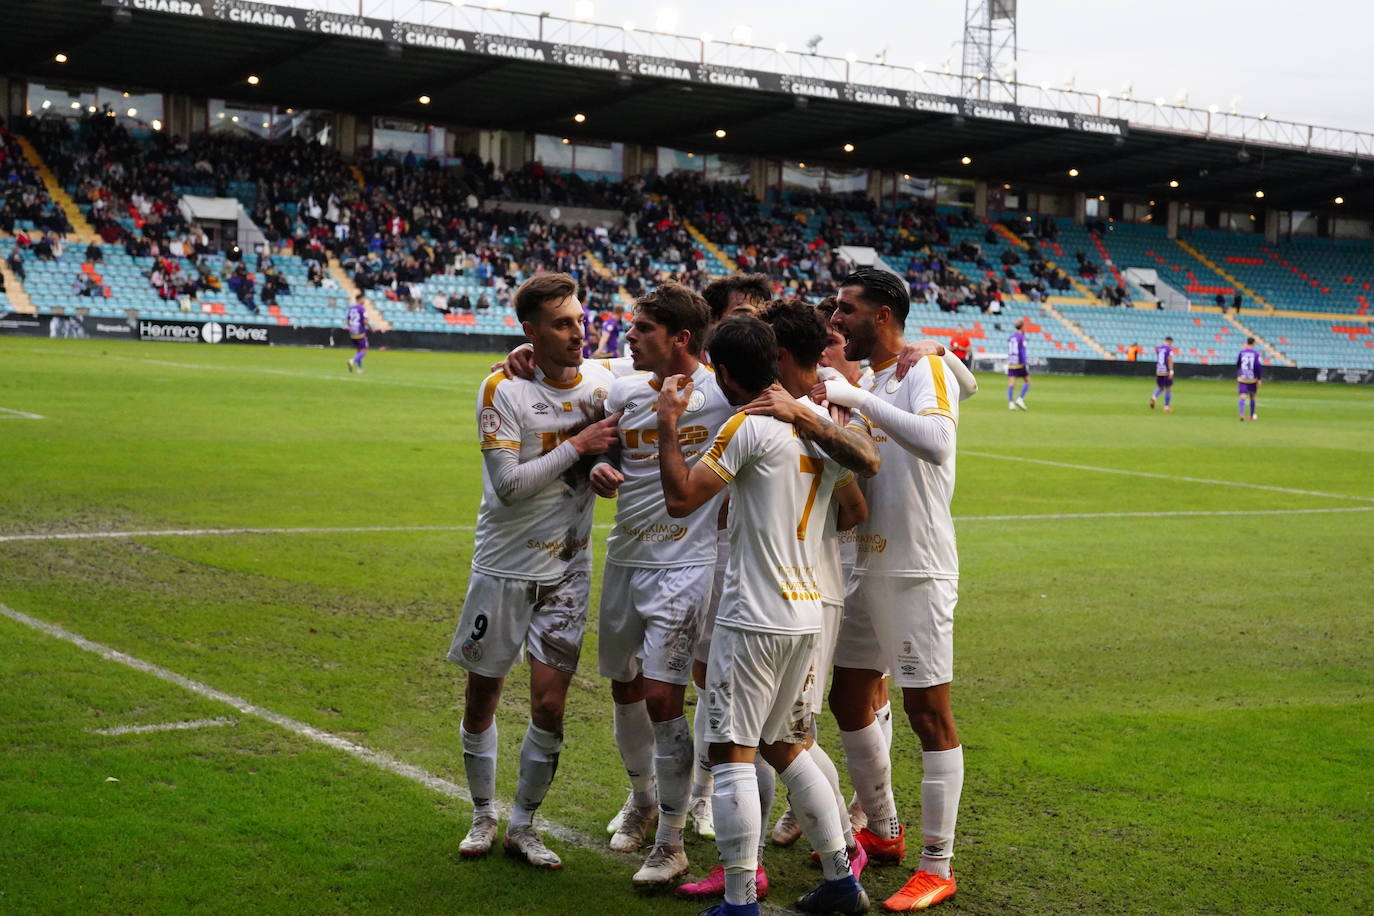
[902,690,956,746]
[529,692,566,730]
[643,682,685,722]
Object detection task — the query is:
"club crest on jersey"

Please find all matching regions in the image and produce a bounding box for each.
[885,376,902,394]
[479,407,501,434]
[686,389,706,412]
[461,638,483,663]
[592,387,609,407]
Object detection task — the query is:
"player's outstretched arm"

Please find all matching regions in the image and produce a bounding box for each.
[825,378,955,466]
[942,351,978,399]
[657,375,729,517]
[831,477,868,532]
[492,342,536,380]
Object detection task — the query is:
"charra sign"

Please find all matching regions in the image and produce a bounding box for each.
[101,0,1128,138]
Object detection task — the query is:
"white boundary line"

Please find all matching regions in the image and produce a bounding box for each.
[0,601,597,852]
[1,506,1370,546]
[963,450,1374,503]
[91,717,237,736]
[0,406,45,419]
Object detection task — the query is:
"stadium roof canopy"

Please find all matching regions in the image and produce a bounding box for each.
[4,0,1370,212]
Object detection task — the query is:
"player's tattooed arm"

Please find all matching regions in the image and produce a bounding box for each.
[657,374,728,517]
[741,385,879,478]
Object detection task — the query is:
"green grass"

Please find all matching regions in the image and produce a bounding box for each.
[1,337,1371,915]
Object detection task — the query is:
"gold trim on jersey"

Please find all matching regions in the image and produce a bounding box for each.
[542,372,584,390]
[481,371,505,408]
[704,412,748,464]
[871,355,899,373]
[648,377,663,391]
[701,454,733,482]
[923,353,955,424]
[480,438,521,451]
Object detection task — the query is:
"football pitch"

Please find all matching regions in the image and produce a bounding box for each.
[1,336,1371,915]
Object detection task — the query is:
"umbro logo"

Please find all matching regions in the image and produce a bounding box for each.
[532,402,550,413]
[625,401,638,413]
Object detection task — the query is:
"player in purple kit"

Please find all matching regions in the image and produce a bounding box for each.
[596,304,626,357]
[346,294,369,373]
[1237,337,1263,421]
[1150,336,1175,412]
[1006,319,1029,410]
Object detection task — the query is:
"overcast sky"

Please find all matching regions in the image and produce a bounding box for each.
[498,0,1371,134]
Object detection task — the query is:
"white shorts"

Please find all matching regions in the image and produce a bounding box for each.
[810,600,844,714]
[446,569,590,678]
[694,528,730,664]
[598,563,712,685]
[704,626,817,747]
[832,576,957,689]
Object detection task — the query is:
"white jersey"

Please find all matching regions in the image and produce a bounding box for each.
[849,353,959,579]
[701,411,846,635]
[594,356,639,378]
[472,364,615,583]
[604,363,735,568]
[800,396,855,606]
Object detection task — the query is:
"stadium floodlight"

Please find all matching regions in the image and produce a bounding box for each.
[1097,88,1110,99]
[122,91,130,98]
[798,162,806,168]
[1335,197,1344,205]
[903,173,911,180]
[284,108,295,114]
[686,152,695,158]
[623,20,635,31]
[655,9,678,32]
[700,31,714,43]
[151,119,162,131]
[231,115,239,123]
[1258,112,1269,120]
[775,43,789,55]
[1207,104,1219,114]
[126,108,137,117]
[845,51,858,63]
[1174,89,1189,107]
[573,0,593,21]
[1097,195,1105,201]
[843,143,855,152]
[715,129,727,139]
[87,105,97,113]
[418,95,431,104]
[731,25,752,44]
[1154,97,1165,106]
[1068,168,1080,177]
[1169,179,1180,188]
[217,111,225,118]
[915,62,927,73]
[54,52,67,63]
[960,156,972,165]
[41,100,51,110]
[573,112,586,122]
[562,137,571,144]
[247,75,261,86]
[1254,190,1265,199]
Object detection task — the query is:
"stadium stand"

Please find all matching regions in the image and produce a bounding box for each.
[4,112,1374,367]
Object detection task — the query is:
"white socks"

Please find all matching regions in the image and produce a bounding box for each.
[779,752,851,882]
[460,721,498,821]
[919,746,964,878]
[690,695,714,801]
[613,700,657,808]
[840,719,899,839]
[652,716,693,846]
[876,700,893,750]
[754,756,776,859]
[510,721,562,830]
[712,762,761,905]
[806,741,854,847]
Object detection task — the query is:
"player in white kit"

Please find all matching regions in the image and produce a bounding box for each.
[658,316,872,916]
[587,283,736,885]
[819,268,966,911]
[448,274,619,870]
